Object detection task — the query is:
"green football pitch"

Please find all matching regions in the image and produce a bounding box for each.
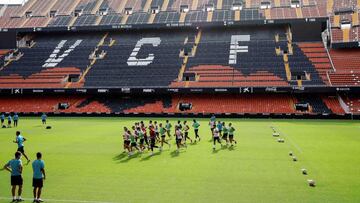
[0,117,359,203]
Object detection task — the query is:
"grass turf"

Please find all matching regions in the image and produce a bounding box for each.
[0,117,360,203]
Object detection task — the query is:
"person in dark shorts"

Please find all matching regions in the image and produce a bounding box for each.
[221,122,229,145]
[159,123,170,151]
[3,151,23,202]
[212,127,222,150]
[13,131,30,164]
[209,116,216,139]
[137,127,145,151]
[141,123,150,150]
[129,130,140,155]
[154,121,160,141]
[123,127,131,154]
[216,121,223,136]
[132,126,139,142]
[165,120,172,138]
[13,113,19,127]
[1,113,5,126]
[7,114,12,128]
[41,113,47,125]
[183,121,193,144]
[174,126,185,153]
[149,126,159,155]
[192,120,201,142]
[32,152,46,203]
[228,123,237,146]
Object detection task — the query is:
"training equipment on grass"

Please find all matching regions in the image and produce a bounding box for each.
[307,180,316,187]
[46,126,52,129]
[289,151,293,156]
[292,156,297,161]
[277,138,285,143]
[301,169,307,175]
[273,133,280,137]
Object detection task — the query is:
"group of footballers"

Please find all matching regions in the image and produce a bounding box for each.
[3,131,46,203]
[1,113,20,128]
[122,116,237,155]
[1,115,236,202]
[2,115,48,203]
[0,113,47,128]
[122,119,200,155]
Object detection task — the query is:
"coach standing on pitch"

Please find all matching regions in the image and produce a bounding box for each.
[3,151,24,202]
[32,152,46,203]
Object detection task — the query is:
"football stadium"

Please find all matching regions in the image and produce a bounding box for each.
[0,0,360,202]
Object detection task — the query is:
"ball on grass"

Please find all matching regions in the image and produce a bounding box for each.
[277,138,284,143]
[273,133,280,137]
[307,179,316,187]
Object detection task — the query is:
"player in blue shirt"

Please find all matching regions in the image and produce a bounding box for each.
[209,115,216,138]
[13,113,19,127]
[13,131,30,164]
[7,115,12,128]
[216,121,223,136]
[32,152,46,203]
[41,113,47,125]
[3,151,24,202]
[0,113,5,126]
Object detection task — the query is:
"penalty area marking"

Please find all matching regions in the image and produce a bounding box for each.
[0,197,116,203]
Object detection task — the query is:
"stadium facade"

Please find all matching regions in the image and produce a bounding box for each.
[0,0,359,117]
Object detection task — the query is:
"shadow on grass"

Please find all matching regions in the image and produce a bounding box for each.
[228,145,236,151]
[189,141,198,146]
[212,145,228,153]
[140,151,161,161]
[170,150,180,158]
[119,152,141,163]
[113,153,127,161]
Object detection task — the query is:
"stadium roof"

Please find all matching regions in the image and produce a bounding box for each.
[0,0,27,5]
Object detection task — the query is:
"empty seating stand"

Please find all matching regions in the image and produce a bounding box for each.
[175,27,301,87]
[342,95,360,114]
[73,15,97,26]
[84,29,195,87]
[154,12,180,24]
[288,44,326,86]
[322,96,345,114]
[0,67,81,88]
[297,42,333,85]
[0,33,103,87]
[101,94,298,114]
[126,13,150,24]
[296,95,332,114]
[48,15,73,27]
[0,94,346,114]
[329,48,360,86]
[99,14,122,25]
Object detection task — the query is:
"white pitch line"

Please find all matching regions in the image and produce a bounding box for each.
[270,124,303,154]
[0,197,116,203]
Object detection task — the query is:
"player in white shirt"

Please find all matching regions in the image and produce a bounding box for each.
[212,127,222,150]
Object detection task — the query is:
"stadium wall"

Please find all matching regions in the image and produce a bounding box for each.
[4,111,357,120]
[291,21,326,42]
[0,31,17,49]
